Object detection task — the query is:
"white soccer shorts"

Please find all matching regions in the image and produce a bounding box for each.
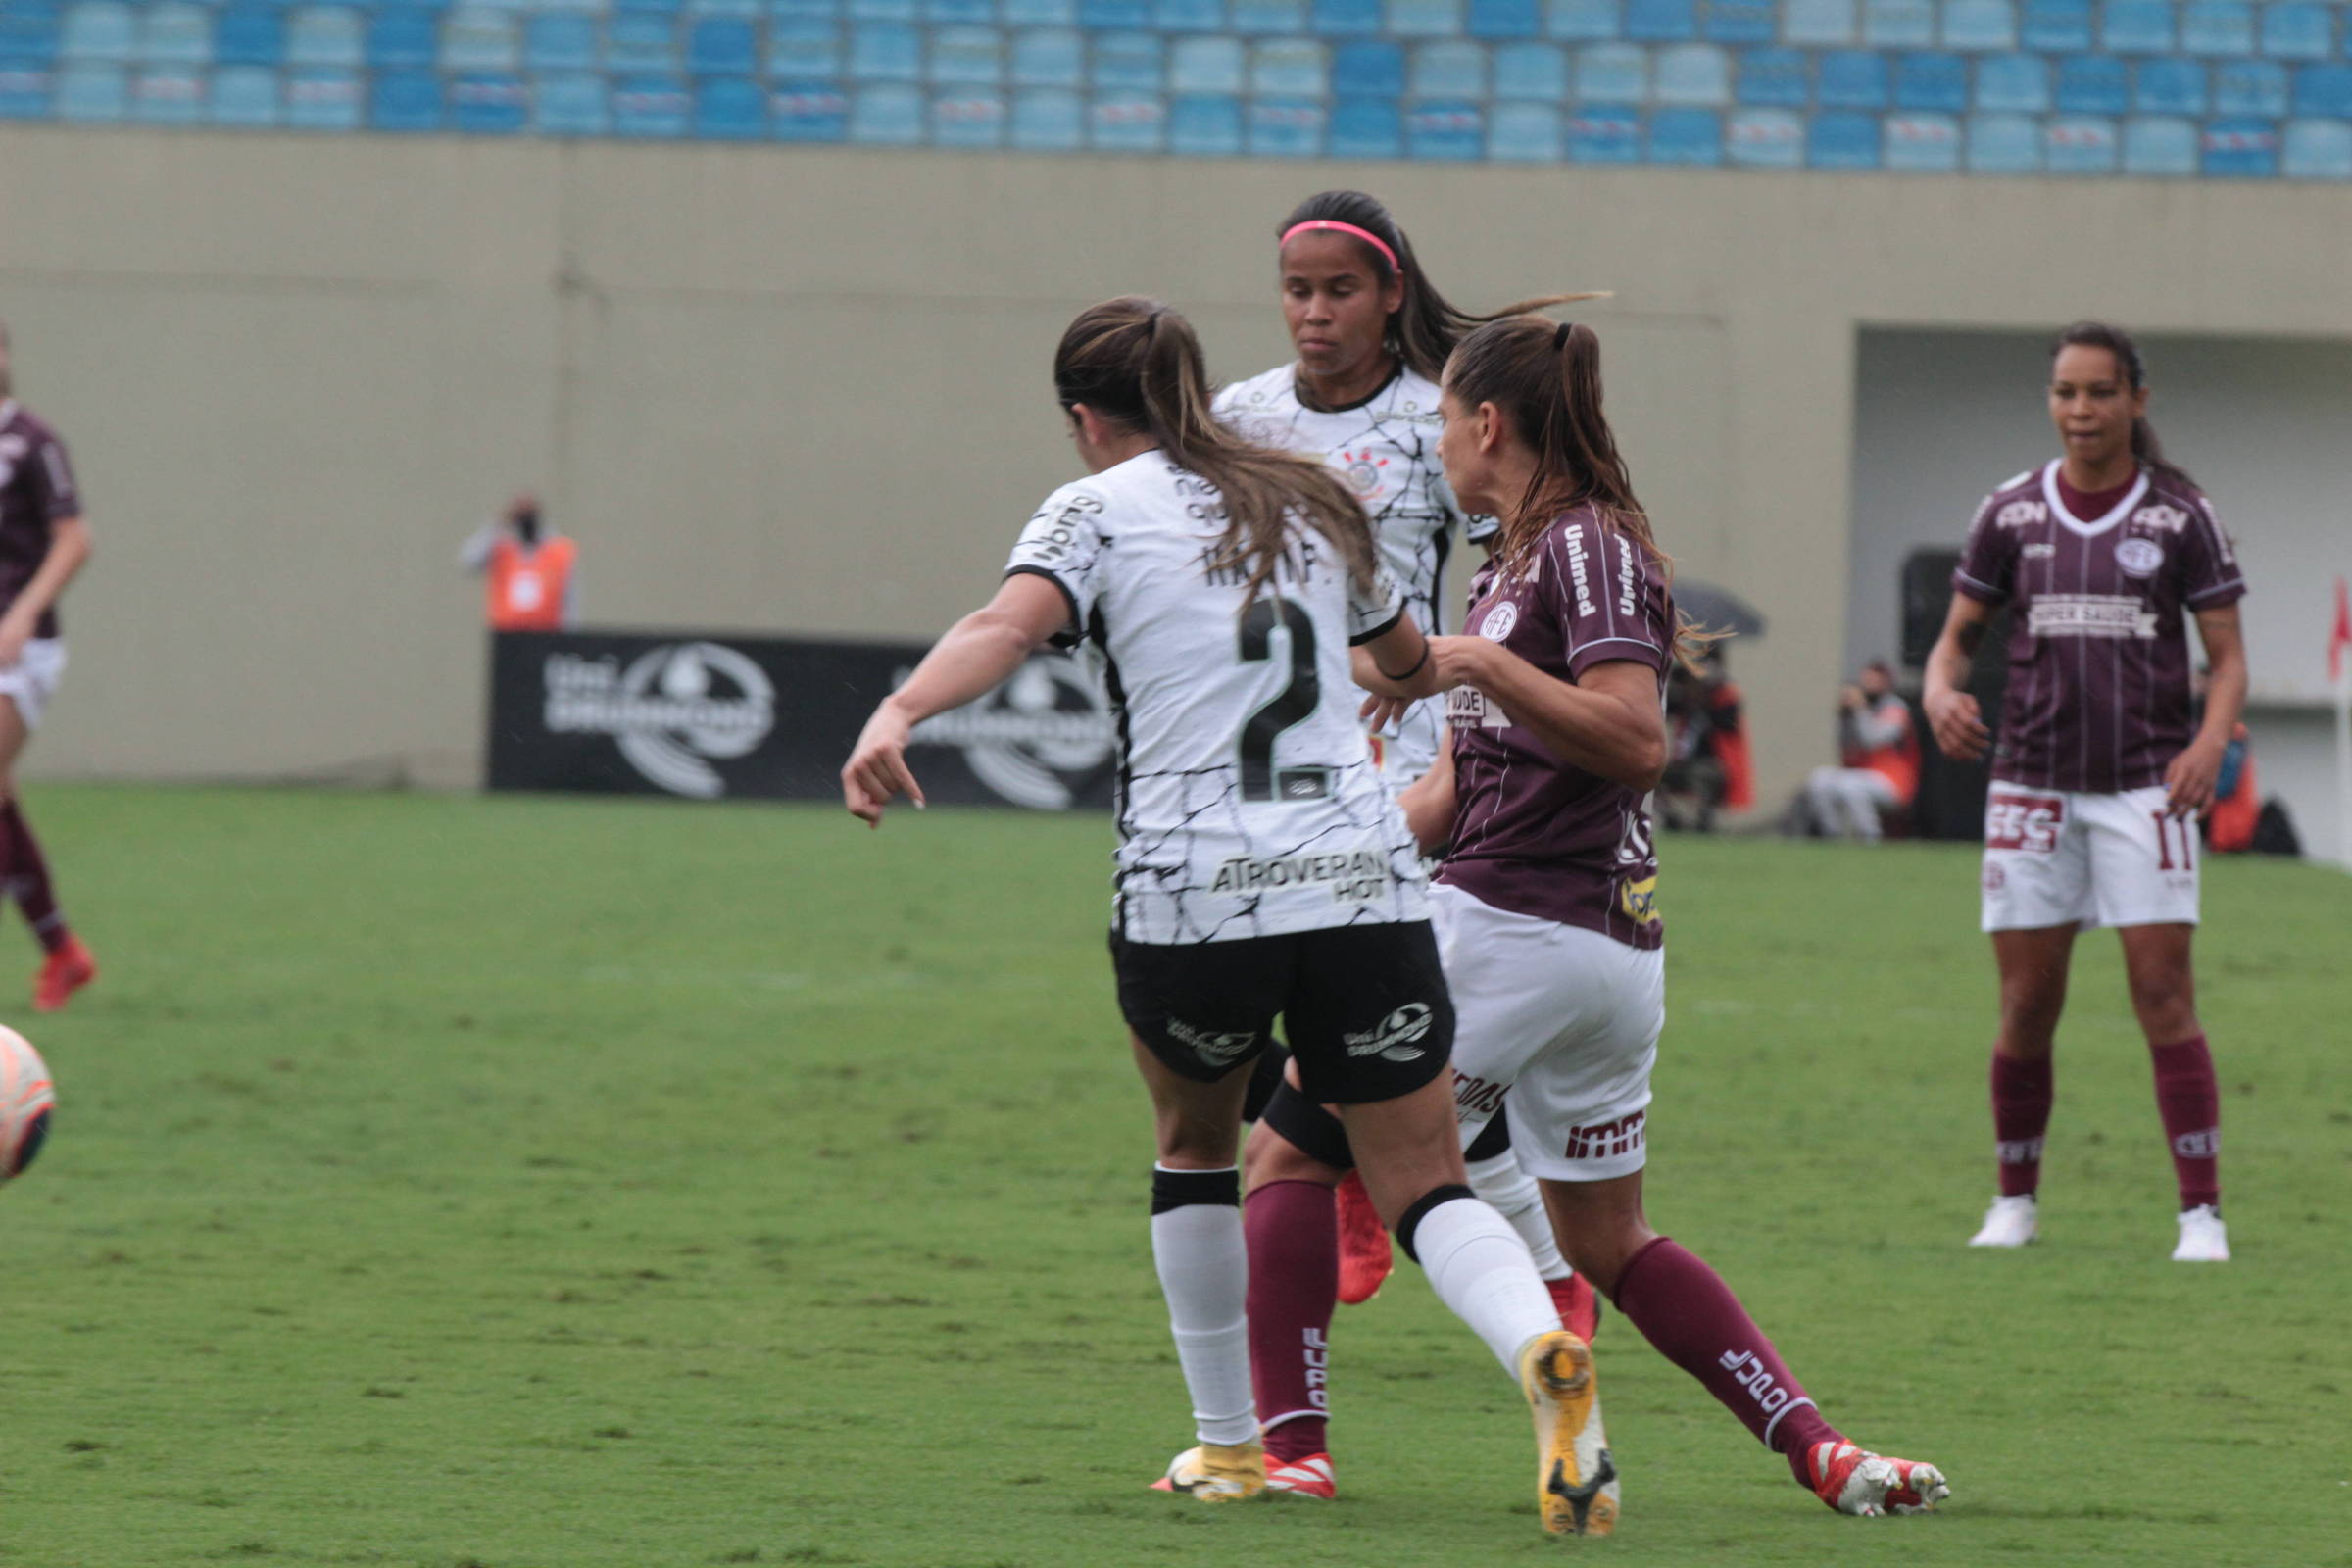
[1431,881,1663,1183]
[0,639,68,730]
[1980,783,2200,933]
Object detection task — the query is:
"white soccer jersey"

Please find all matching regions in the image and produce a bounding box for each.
[1004,451,1430,946]
[1215,364,1486,783]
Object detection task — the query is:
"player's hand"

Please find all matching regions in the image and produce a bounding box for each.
[1359,692,1412,732]
[1924,688,1989,761]
[842,706,924,828]
[2164,737,2226,819]
[1426,636,1497,693]
[0,618,31,671]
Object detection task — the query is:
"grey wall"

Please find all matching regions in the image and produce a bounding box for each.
[3,125,2349,812]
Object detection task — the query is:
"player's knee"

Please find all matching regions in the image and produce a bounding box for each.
[1243,1117,1341,1191]
[2126,973,2197,1040]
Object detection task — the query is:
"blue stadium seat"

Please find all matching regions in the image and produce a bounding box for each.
[1487,96,1558,155]
[1388,0,1461,37]
[524,12,595,69]
[1000,0,1074,21]
[847,20,914,77]
[1152,0,1224,31]
[1702,0,1772,44]
[1803,106,1877,162]
[1894,49,1965,109]
[613,71,691,132]
[1727,104,1803,163]
[1647,103,1719,159]
[1249,93,1323,154]
[1965,109,2038,169]
[2259,3,2331,62]
[2054,51,2125,113]
[938,85,1008,139]
[1226,0,1301,30]
[58,0,130,62]
[1652,39,1726,103]
[1735,45,1804,106]
[1078,0,1145,26]
[2132,55,2202,114]
[1410,37,1484,95]
[690,72,765,132]
[1010,26,1079,83]
[688,16,755,72]
[1165,86,1239,148]
[1573,39,1642,101]
[1088,88,1165,149]
[0,59,49,118]
[1327,91,1397,153]
[927,23,1001,80]
[769,19,840,73]
[440,7,516,71]
[1621,0,1690,42]
[287,7,362,68]
[2179,1,2249,56]
[0,2,61,69]
[2281,118,2352,180]
[1566,103,1637,157]
[1330,36,1399,93]
[607,10,678,70]
[2120,112,2194,172]
[1006,82,1080,144]
[2200,114,2276,175]
[1491,39,1561,97]
[1097,29,1164,89]
[2099,0,2172,54]
[130,65,201,121]
[1781,0,1857,46]
[691,0,762,13]
[2213,58,2282,117]
[619,0,689,13]
[137,3,210,66]
[1250,35,1321,92]
[366,8,436,69]
[284,64,361,127]
[207,61,276,122]
[1815,47,1884,106]
[924,0,992,20]
[2040,111,2117,171]
[1942,0,2014,50]
[1168,32,1240,90]
[768,78,846,137]
[1861,0,1932,47]
[450,69,527,130]
[847,0,913,17]
[2293,65,2352,120]
[1310,0,1381,35]
[368,66,441,127]
[1543,0,1619,42]
[213,6,282,66]
[533,70,612,132]
[2018,0,2088,50]
[1405,98,1480,158]
[1883,108,1959,167]
[1467,0,1538,39]
[52,58,122,115]
[1974,51,2046,110]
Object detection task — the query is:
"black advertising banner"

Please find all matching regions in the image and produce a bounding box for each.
[486,630,1117,809]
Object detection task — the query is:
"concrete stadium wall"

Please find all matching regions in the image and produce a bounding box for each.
[2,125,2349,817]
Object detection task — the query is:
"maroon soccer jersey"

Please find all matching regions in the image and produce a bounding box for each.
[1954,460,2245,794]
[1438,506,1669,951]
[0,401,80,639]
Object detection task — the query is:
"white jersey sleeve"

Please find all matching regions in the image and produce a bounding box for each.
[1348,566,1408,644]
[1004,481,1111,648]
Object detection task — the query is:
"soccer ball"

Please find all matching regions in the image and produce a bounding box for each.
[0,1025,55,1184]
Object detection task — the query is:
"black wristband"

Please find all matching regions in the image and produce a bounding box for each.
[1376,641,1432,684]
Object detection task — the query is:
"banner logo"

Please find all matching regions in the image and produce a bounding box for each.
[907,659,1114,810]
[543,642,775,799]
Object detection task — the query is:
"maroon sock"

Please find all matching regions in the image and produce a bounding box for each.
[0,801,66,955]
[1991,1052,2054,1198]
[1244,1180,1338,1464]
[2149,1033,2221,1212]
[1611,1238,1839,1488]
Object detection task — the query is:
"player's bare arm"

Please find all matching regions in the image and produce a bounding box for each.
[2165,603,2248,818]
[1921,594,1994,762]
[841,572,1071,827]
[0,515,89,669]
[1394,737,1455,854]
[1429,636,1665,792]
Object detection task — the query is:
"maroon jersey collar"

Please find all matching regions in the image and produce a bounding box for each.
[2039,458,2148,538]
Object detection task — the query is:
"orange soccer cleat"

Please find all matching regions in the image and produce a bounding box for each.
[1334,1169,1394,1305]
[33,937,95,1013]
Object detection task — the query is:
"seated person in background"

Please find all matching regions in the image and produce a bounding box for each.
[461,493,577,631]
[1658,650,1750,832]
[1805,660,1918,844]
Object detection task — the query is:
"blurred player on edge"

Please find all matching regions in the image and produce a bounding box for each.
[842,299,1605,1536]
[1926,321,2246,1263]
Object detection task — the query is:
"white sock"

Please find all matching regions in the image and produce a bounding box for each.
[1152,1168,1256,1447]
[1466,1151,1572,1281]
[1409,1195,1562,1376]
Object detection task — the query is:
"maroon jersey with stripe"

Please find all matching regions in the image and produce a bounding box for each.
[0,401,80,639]
[1954,460,2244,794]
[1438,506,1669,950]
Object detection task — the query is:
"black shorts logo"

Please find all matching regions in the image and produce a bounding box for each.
[1167,1017,1257,1068]
[1343,1003,1434,1063]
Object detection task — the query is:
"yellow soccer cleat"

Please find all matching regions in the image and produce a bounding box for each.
[1519,1330,1618,1537]
[1148,1441,1267,1502]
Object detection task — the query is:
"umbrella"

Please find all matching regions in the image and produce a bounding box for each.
[1673,578,1766,640]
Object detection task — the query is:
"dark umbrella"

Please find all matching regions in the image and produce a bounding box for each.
[1673,578,1766,640]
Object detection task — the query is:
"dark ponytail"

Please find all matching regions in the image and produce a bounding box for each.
[2051,320,2195,490]
[1054,296,1378,608]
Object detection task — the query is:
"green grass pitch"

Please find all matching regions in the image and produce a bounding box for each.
[2,784,2347,1567]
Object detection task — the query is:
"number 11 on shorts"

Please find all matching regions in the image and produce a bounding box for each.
[2151,811,2195,872]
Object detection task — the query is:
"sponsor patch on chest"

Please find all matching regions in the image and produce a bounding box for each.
[2116,537,2165,577]
[2027,595,2157,639]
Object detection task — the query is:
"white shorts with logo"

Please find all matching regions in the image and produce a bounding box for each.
[0,639,68,730]
[1431,881,1663,1183]
[1981,782,2200,932]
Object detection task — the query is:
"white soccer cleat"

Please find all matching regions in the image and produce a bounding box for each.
[2172,1204,2230,1262]
[1968,1194,2038,1249]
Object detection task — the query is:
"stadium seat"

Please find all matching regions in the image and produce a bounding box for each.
[450,68,527,131]
[1248,92,1323,153]
[847,19,915,77]
[1078,0,1145,26]
[1165,86,1239,149]
[1490,39,1561,97]
[1566,103,1637,158]
[1330,35,1400,92]
[1250,33,1320,92]
[367,66,441,127]
[1646,104,1719,160]
[1466,0,1538,40]
[533,70,612,132]
[1573,39,1642,101]
[2293,64,2352,120]
[1894,50,1966,111]
[2099,0,2172,54]
[607,9,679,69]
[1227,0,1302,32]
[1965,109,2038,170]
[926,24,1000,81]
[768,77,846,137]
[1009,26,1079,83]
[1781,0,1857,46]
[1487,95,1558,155]
[1815,48,1884,106]
[2120,112,2195,172]
[0,2,61,69]
[925,0,994,20]
[365,8,436,69]
[933,85,1004,139]
[1652,40,1726,103]
[1861,0,1933,47]
[2041,111,2118,171]
[2280,117,2352,180]
[1404,96,1480,157]
[1726,104,1803,163]
[1543,0,1619,43]
[1326,89,1397,153]
[2200,114,2277,176]
[216,6,284,67]
[1387,0,1460,36]
[1097,29,1164,89]
[135,2,209,67]
[1006,81,1080,144]
[2018,0,2090,50]
[1882,108,1959,167]
[1168,33,1240,91]
[287,6,363,68]
[524,12,596,70]
[52,57,122,114]
[1152,0,1225,32]
[58,0,129,62]
[688,15,756,72]
[1974,51,2046,111]
[1941,0,2014,50]
[1736,45,1804,106]
[2179,0,2249,56]
[0,60,51,118]
[284,63,360,126]
[2133,55,2203,115]
[1310,0,1381,35]
[440,7,516,71]
[613,70,691,132]
[620,0,689,13]
[695,71,766,132]
[1701,0,1772,44]
[2053,51,2125,113]
[2258,2,2331,62]
[1000,0,1074,21]
[130,64,200,121]
[1802,104,1877,163]
[207,61,277,123]
[1088,87,1165,148]
[847,0,914,16]
[1409,37,1485,96]
[2212,59,2282,118]
[1621,0,1690,42]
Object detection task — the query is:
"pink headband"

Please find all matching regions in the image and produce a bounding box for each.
[1279,220,1401,275]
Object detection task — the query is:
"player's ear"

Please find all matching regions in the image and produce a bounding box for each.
[1476,400,1506,455]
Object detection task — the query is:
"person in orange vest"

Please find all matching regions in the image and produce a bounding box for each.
[460,493,576,631]
[1805,660,1920,843]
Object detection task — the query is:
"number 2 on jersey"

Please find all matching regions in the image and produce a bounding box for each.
[1237,597,1332,803]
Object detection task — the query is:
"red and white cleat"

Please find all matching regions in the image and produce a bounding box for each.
[1546,1272,1600,1343]
[1265,1452,1336,1499]
[1335,1169,1393,1306]
[1808,1440,1950,1517]
[33,937,95,1014]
